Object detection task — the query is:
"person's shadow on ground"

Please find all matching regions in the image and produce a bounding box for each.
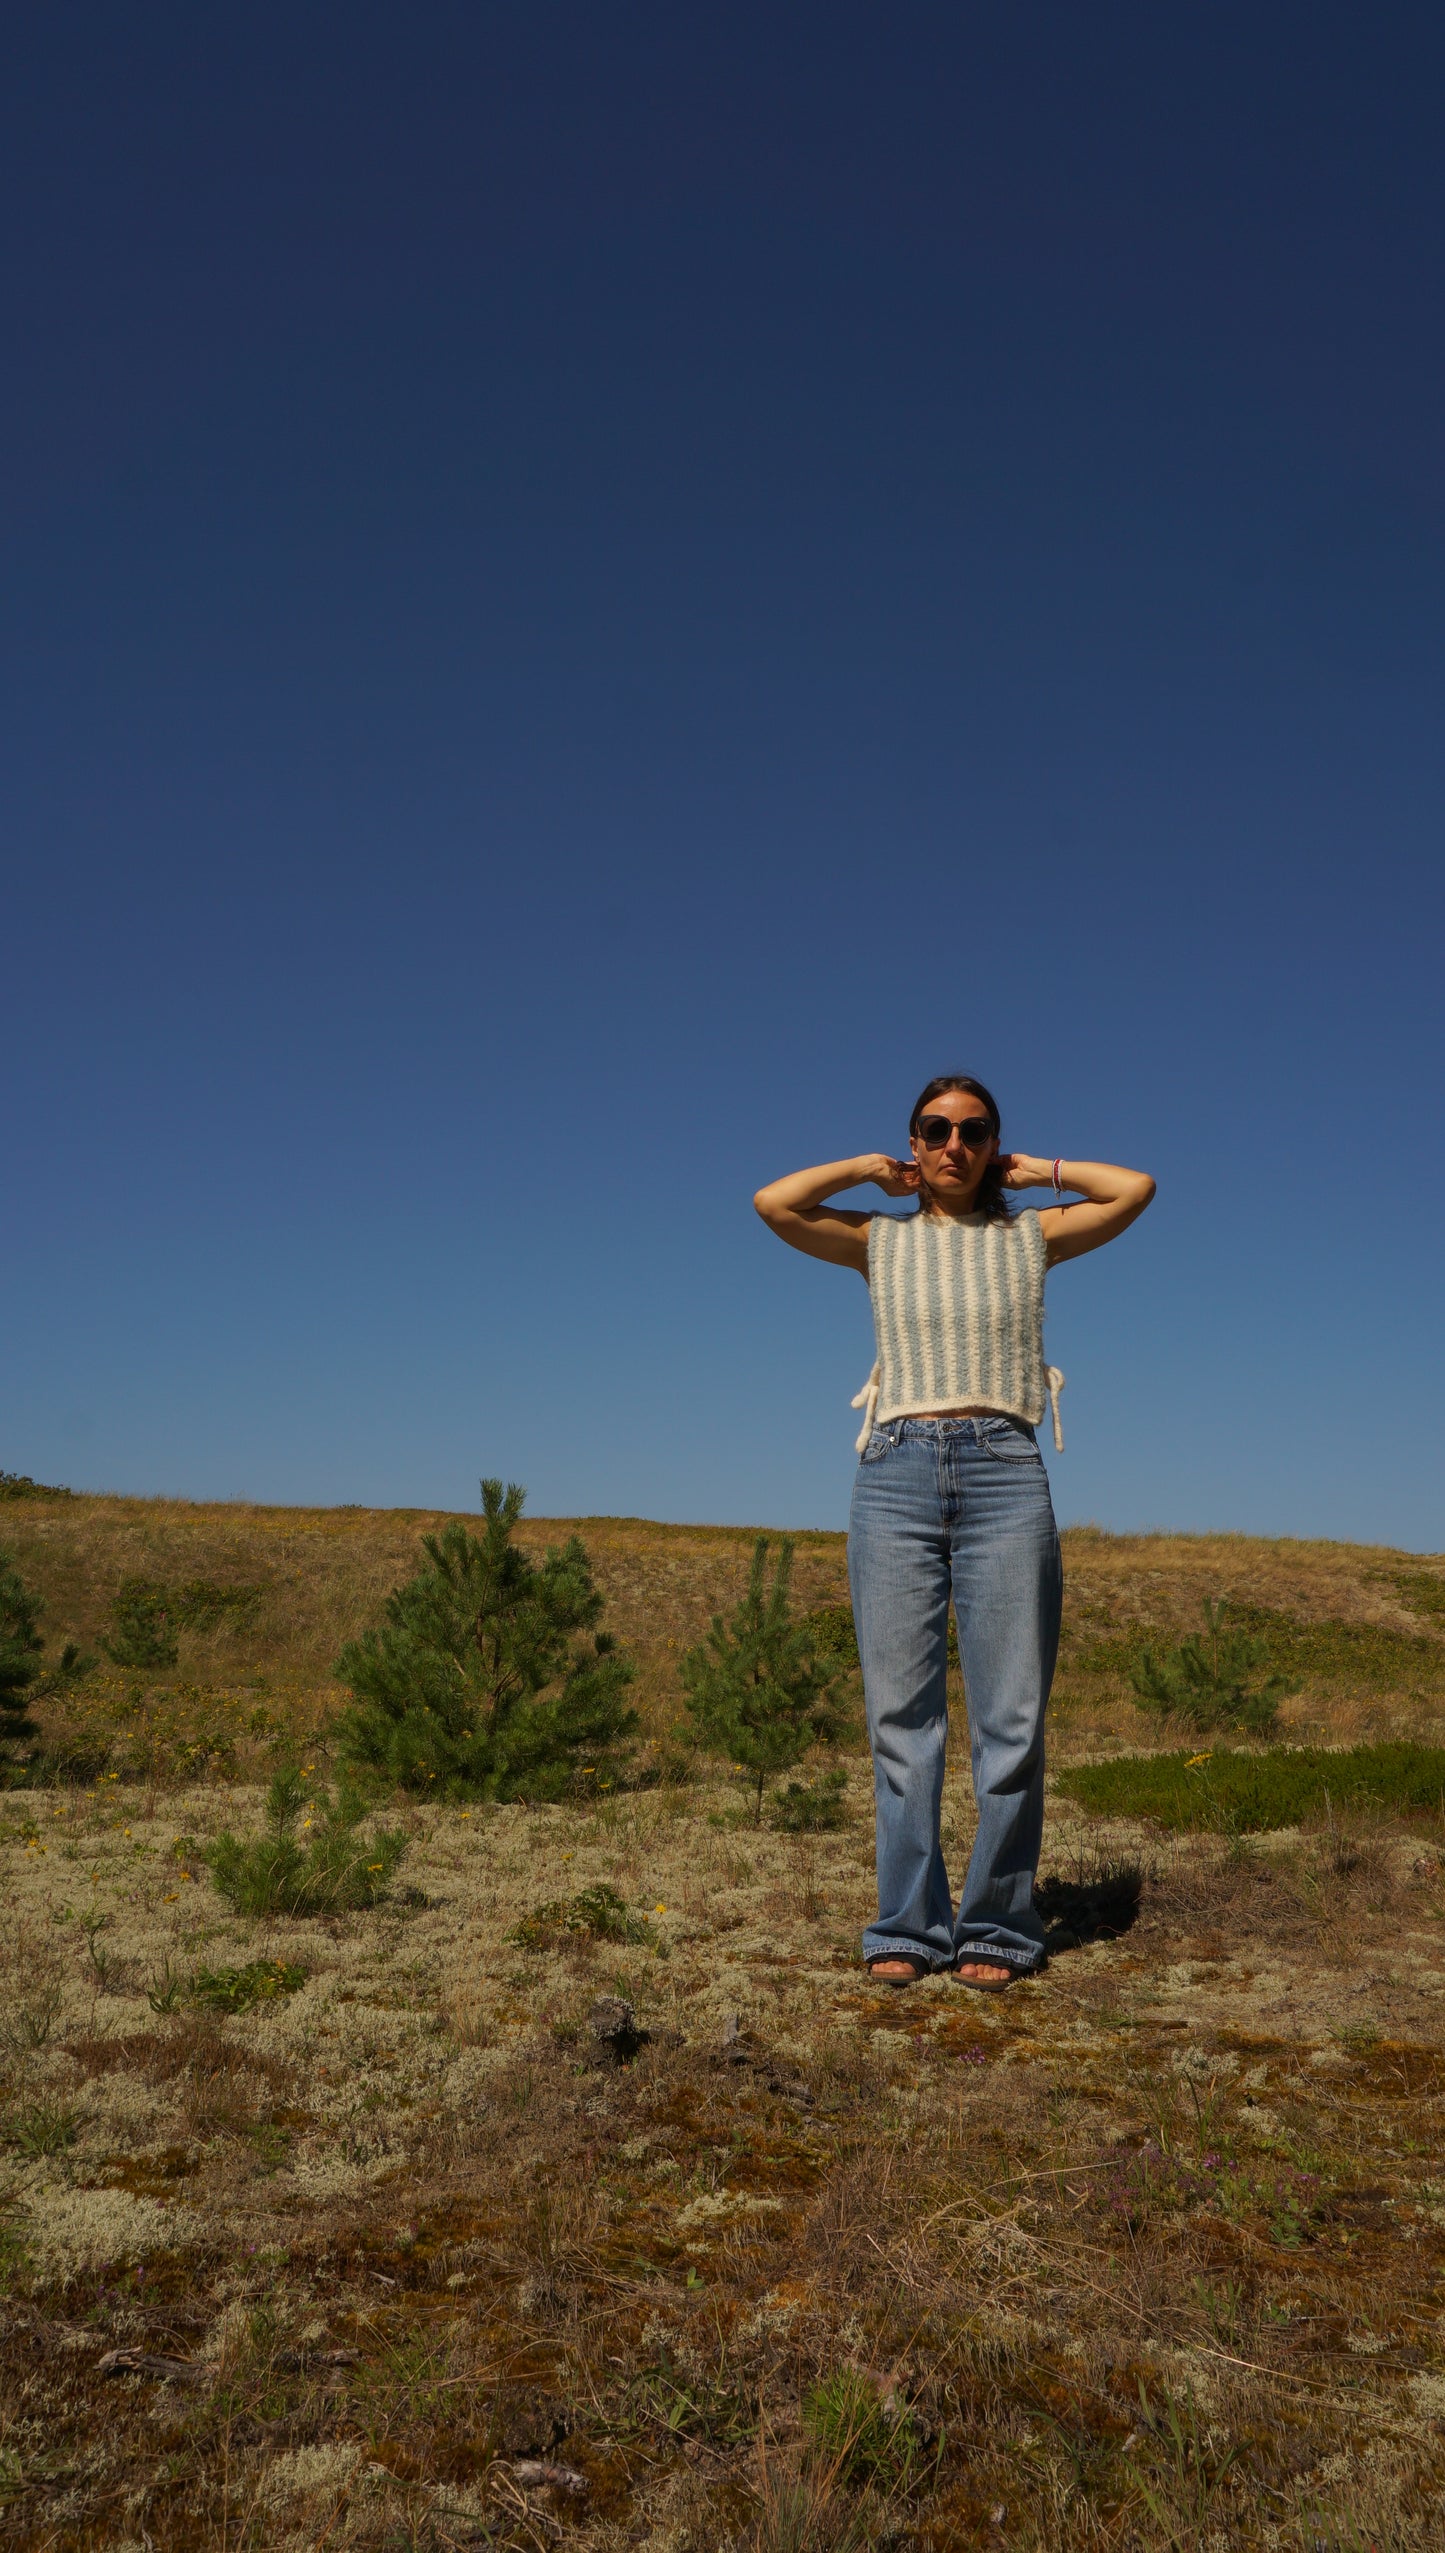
[1033,1860,1143,1955]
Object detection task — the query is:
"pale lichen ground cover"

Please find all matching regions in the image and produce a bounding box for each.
[3,1500,1445,2547]
[4,1764,1445,2550]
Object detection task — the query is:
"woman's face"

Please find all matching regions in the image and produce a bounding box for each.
[909,1092,997,1203]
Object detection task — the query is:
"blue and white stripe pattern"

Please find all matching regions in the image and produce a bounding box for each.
[852,1209,1065,1452]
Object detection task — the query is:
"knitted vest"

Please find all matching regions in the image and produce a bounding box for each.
[851,1209,1065,1452]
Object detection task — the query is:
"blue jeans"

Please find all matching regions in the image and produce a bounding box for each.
[848,1416,1063,1974]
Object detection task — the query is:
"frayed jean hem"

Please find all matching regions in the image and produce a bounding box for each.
[861,1934,953,1972]
[954,1937,1046,1973]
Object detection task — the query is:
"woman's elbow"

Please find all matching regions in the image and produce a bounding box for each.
[1134,1173,1157,1208]
[754,1188,783,1226]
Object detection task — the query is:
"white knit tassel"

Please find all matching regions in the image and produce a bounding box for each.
[851,1360,881,1454]
[1045,1365,1066,1451]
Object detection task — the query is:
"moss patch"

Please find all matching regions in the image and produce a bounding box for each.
[1056,1740,1445,1832]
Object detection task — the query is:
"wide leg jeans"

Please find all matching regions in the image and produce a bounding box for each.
[847,1415,1063,1974]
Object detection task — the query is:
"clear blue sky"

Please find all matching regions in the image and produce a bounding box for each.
[3,4,1442,1548]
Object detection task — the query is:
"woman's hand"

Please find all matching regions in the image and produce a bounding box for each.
[997,1152,1054,1191]
[859,1152,920,1197]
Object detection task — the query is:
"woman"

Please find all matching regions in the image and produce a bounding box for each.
[754,1076,1154,1990]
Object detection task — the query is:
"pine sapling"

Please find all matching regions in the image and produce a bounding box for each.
[102,1578,179,1671]
[0,1549,45,1744]
[335,1478,637,1801]
[1129,1598,1294,1737]
[203,1764,408,1916]
[680,1536,854,1823]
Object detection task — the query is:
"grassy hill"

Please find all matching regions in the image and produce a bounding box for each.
[6,1490,1444,1778]
[1,1492,1443,2551]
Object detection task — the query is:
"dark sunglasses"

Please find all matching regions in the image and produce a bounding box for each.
[914,1114,994,1149]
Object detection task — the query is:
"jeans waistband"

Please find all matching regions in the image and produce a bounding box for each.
[890,1414,1034,1443]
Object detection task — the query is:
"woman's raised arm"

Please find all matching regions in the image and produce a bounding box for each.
[753,1154,915,1272]
[1000,1154,1156,1265]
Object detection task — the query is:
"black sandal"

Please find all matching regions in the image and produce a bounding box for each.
[865,1954,931,1989]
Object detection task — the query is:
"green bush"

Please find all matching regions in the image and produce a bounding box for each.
[509,1883,656,1951]
[1059,1605,1442,1714]
[682,1538,855,1823]
[1128,1600,1294,1736]
[170,1580,264,1634]
[769,1767,851,1831]
[25,1731,113,1786]
[334,1479,637,1802]
[1055,1742,1445,1835]
[203,1765,408,1915]
[1373,1567,1445,1625]
[98,1576,261,1675]
[189,1959,307,2013]
[38,1641,96,1696]
[0,1473,73,1501]
[0,1540,96,1776]
[103,1577,178,1670]
[0,1549,45,1742]
[804,1602,860,1672]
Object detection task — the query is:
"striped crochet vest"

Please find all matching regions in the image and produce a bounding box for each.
[852,1209,1065,1453]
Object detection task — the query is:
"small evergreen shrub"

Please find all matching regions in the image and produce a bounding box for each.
[38,1640,96,1695]
[203,1766,408,1915]
[0,1473,73,1501]
[1056,1742,1445,1835]
[0,1549,45,1743]
[335,1478,637,1801]
[1129,1600,1294,1736]
[103,1578,179,1670]
[509,1883,656,1951]
[681,1537,855,1823]
[769,1767,851,1831]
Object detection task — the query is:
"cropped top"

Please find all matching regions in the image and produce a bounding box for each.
[851,1208,1066,1454]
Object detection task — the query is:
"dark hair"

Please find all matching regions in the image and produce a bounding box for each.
[907,1074,1011,1223]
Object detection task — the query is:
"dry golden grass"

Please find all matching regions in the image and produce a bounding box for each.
[6,1494,1443,1775]
[0,1493,1443,2549]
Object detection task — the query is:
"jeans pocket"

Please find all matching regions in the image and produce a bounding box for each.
[859,1428,895,1465]
[980,1425,1040,1464]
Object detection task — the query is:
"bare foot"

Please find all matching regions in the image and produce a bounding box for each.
[866,1955,928,1987]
